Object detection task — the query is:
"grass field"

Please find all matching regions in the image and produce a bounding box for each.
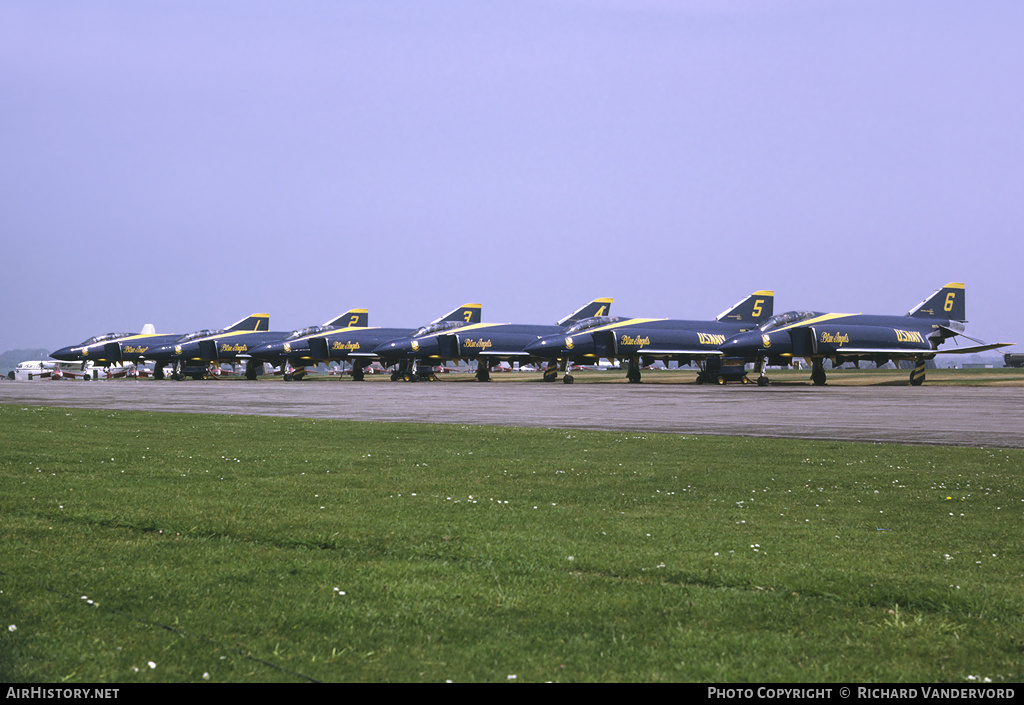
[2,403,1022,682]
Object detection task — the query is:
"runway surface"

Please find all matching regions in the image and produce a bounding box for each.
[3,379,1022,448]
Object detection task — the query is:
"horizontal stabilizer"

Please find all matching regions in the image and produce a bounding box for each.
[935,342,1013,355]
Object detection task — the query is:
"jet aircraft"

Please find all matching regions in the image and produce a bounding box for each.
[51,324,173,369]
[373,298,614,382]
[247,303,483,381]
[523,292,773,383]
[244,309,369,380]
[143,313,279,380]
[718,283,1012,386]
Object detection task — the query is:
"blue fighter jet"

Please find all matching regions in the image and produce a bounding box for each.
[373,298,614,382]
[247,303,482,381]
[718,283,1012,386]
[51,324,174,370]
[523,291,773,384]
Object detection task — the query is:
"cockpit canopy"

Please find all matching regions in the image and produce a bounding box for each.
[286,325,332,340]
[79,332,133,346]
[175,329,224,343]
[563,316,622,335]
[411,319,467,338]
[758,311,817,332]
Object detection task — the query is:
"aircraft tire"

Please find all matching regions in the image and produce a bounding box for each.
[543,368,558,382]
[757,376,770,387]
[811,369,827,386]
[563,374,574,384]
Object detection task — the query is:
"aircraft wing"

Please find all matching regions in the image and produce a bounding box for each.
[638,348,725,357]
[837,343,1012,356]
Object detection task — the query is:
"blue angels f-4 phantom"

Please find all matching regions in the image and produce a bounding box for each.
[523,292,773,384]
[250,303,483,382]
[244,309,368,380]
[148,311,390,381]
[373,299,614,382]
[718,283,1012,387]
[143,313,285,380]
[51,324,176,370]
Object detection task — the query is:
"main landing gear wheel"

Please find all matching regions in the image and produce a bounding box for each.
[476,365,490,382]
[543,364,558,383]
[909,361,926,386]
[351,365,365,382]
[626,358,642,383]
[811,366,827,386]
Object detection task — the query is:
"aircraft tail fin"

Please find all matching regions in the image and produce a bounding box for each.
[908,283,965,322]
[434,303,482,325]
[716,291,774,324]
[226,313,270,332]
[324,309,369,328]
[557,298,613,326]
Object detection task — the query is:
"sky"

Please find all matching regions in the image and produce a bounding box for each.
[2,0,1021,356]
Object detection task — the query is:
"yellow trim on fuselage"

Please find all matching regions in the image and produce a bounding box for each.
[292,326,382,343]
[579,318,665,334]
[419,322,508,336]
[770,313,860,333]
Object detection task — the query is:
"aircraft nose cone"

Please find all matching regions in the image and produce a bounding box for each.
[145,343,175,360]
[524,337,561,358]
[373,340,409,359]
[50,346,76,361]
[374,338,434,359]
[249,342,279,357]
[720,331,785,357]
